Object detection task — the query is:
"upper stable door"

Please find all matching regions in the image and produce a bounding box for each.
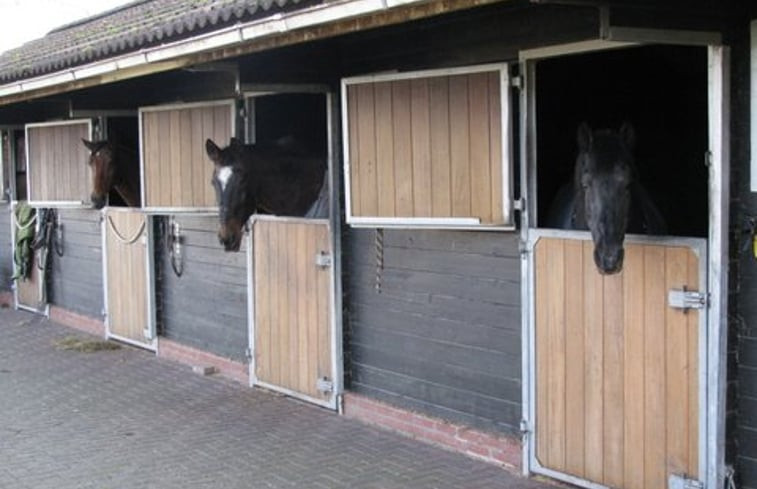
[341,63,514,229]
[521,39,728,489]
[25,119,93,207]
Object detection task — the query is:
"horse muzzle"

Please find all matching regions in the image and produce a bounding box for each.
[594,247,624,275]
[91,194,106,209]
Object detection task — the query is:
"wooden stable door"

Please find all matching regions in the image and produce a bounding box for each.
[251,218,334,407]
[533,236,703,489]
[104,209,154,349]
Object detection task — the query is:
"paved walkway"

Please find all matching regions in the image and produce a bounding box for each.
[0,308,554,489]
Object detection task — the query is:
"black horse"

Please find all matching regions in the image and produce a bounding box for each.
[205,137,327,252]
[82,139,141,209]
[546,122,666,274]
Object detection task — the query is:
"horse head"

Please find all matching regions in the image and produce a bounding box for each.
[206,137,253,252]
[82,139,116,209]
[574,122,636,275]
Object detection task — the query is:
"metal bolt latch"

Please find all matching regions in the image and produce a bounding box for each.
[668,288,707,311]
[315,251,332,269]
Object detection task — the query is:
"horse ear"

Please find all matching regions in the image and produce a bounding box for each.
[82,139,98,152]
[206,139,221,164]
[619,122,636,150]
[577,123,593,152]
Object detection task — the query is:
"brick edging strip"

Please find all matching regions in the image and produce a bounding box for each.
[157,338,249,385]
[343,392,522,471]
[48,306,106,337]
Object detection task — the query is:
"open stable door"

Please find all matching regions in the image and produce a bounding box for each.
[103,208,156,349]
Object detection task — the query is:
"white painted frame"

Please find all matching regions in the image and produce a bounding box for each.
[519,37,729,489]
[25,118,93,208]
[341,63,514,230]
[137,99,236,214]
[101,207,157,351]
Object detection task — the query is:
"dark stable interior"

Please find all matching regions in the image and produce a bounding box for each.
[105,115,138,207]
[535,44,709,238]
[253,93,328,157]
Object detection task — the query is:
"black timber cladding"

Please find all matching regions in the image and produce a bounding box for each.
[0,205,11,291]
[345,228,522,434]
[48,209,103,318]
[156,215,247,362]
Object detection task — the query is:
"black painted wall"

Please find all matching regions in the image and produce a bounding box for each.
[345,228,522,434]
[0,205,11,291]
[48,209,103,318]
[156,215,248,362]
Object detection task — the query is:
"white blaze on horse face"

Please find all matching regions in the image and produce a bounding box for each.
[217,166,233,192]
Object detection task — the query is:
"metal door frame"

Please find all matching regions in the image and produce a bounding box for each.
[519,35,730,489]
[101,207,157,350]
[244,87,342,411]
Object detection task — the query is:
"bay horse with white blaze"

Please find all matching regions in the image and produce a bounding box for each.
[546,122,666,274]
[82,139,141,209]
[206,137,327,252]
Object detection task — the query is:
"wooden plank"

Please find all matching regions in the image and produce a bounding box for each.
[643,245,667,489]
[583,240,604,482]
[374,82,396,217]
[157,111,172,207]
[254,220,270,384]
[623,244,646,489]
[488,72,504,223]
[347,87,361,216]
[201,107,216,208]
[179,109,193,206]
[169,110,182,207]
[468,73,492,223]
[563,239,585,478]
[603,267,624,487]
[356,84,378,216]
[191,108,207,207]
[410,78,432,217]
[143,112,156,206]
[392,80,414,216]
[297,223,310,395]
[279,222,292,391]
[316,223,331,400]
[546,238,566,471]
[665,247,690,477]
[687,250,700,477]
[307,223,320,398]
[448,74,471,217]
[428,77,451,217]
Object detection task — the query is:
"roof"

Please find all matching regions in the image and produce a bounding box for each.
[0,0,312,84]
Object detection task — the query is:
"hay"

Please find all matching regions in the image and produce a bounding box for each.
[54,336,121,353]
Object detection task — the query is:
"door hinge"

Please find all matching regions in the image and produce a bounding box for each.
[245,347,252,362]
[511,75,523,89]
[669,474,704,489]
[668,288,707,311]
[520,419,531,436]
[315,251,332,269]
[316,376,333,394]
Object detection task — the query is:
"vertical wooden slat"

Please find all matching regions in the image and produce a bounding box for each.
[644,245,667,489]
[191,109,206,207]
[449,75,471,217]
[306,223,319,398]
[374,82,396,217]
[687,250,700,476]
[201,107,216,208]
[603,270,625,487]
[546,238,566,471]
[665,247,690,476]
[488,72,503,224]
[468,73,492,223]
[254,221,270,384]
[347,87,362,216]
[316,224,331,400]
[157,111,172,207]
[623,244,646,489]
[297,224,309,395]
[278,222,291,391]
[429,77,451,217]
[356,84,377,216]
[535,239,550,467]
[564,239,585,477]
[169,110,182,207]
[583,240,604,482]
[392,81,413,216]
[410,79,432,217]
[179,110,193,206]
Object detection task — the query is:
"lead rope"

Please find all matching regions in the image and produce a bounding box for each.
[164,217,183,278]
[374,228,384,293]
[107,215,145,245]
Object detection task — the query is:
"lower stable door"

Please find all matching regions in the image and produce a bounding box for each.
[103,208,156,349]
[249,217,336,409]
[530,234,705,489]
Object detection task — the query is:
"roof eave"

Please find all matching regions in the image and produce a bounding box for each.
[0,0,507,107]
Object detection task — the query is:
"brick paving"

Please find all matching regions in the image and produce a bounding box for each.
[0,308,554,489]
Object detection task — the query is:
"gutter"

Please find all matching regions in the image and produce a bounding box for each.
[0,0,490,105]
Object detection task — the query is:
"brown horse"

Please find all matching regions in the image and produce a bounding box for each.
[82,139,141,209]
[206,137,326,251]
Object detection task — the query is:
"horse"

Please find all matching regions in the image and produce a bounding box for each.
[82,139,141,209]
[546,122,666,275]
[205,137,327,252]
